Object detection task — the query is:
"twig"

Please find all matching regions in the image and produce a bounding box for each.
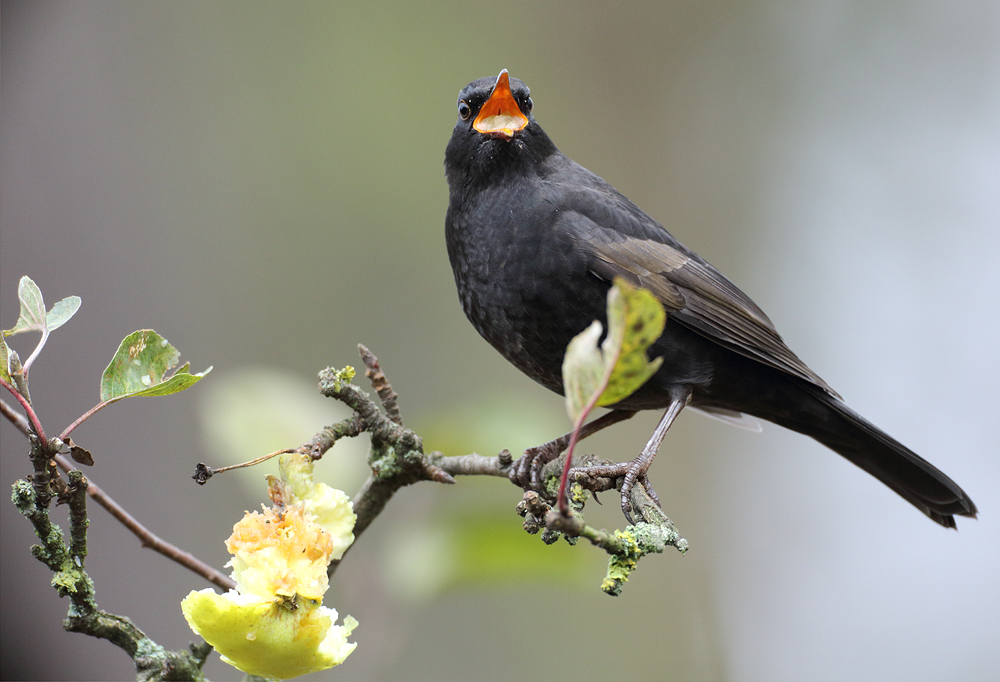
[302,415,365,459]
[316,347,685,594]
[54,454,235,591]
[0,396,31,436]
[544,477,687,596]
[3,391,231,590]
[358,343,402,425]
[433,451,511,478]
[193,415,366,486]
[12,468,211,680]
[317,356,457,575]
[319,364,421,453]
[196,345,685,596]
[192,448,295,485]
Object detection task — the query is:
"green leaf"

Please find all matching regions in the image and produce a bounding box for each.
[3,276,81,336]
[561,279,665,421]
[100,329,211,402]
[45,295,82,332]
[595,279,665,407]
[4,276,46,336]
[562,321,607,421]
[0,333,11,383]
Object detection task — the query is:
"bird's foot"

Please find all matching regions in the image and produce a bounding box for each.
[509,410,637,492]
[573,394,689,522]
[570,450,660,523]
[509,435,571,491]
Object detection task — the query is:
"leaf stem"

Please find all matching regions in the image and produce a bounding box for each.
[19,328,49,378]
[556,360,615,516]
[0,375,48,449]
[58,399,111,442]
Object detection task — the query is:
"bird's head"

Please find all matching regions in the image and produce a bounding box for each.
[461,69,531,139]
[445,70,557,189]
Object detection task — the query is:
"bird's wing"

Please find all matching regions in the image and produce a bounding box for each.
[562,210,838,396]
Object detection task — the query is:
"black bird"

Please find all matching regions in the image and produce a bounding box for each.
[444,70,977,528]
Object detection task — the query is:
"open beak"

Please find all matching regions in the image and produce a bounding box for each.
[473,70,529,139]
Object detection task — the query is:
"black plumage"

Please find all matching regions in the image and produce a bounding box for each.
[445,71,976,528]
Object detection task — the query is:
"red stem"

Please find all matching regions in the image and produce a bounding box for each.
[0,376,48,450]
[58,399,111,442]
[556,378,610,516]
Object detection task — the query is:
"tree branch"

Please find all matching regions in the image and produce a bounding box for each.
[1,395,31,437]
[4,397,233,591]
[358,343,402,425]
[52,453,235,591]
[193,346,685,594]
[12,460,211,681]
[317,361,456,574]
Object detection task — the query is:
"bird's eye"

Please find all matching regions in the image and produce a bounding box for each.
[523,97,533,114]
[458,100,472,121]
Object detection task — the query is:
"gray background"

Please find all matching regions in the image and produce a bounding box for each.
[2,2,998,680]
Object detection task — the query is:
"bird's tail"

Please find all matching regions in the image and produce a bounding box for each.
[755,385,977,528]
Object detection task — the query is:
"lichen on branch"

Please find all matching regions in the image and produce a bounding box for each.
[12,468,210,681]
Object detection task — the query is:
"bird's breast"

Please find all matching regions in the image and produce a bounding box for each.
[446,185,608,393]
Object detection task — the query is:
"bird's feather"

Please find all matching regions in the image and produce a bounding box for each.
[556,208,839,397]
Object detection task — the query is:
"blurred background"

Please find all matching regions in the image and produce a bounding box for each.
[2,1,998,680]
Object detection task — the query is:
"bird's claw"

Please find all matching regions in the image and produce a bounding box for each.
[508,440,564,491]
[569,455,660,524]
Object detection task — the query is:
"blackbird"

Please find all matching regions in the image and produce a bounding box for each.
[444,70,977,528]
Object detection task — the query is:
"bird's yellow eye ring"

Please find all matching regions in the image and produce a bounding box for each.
[458,100,472,121]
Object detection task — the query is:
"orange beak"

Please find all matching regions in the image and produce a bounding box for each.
[473,70,529,138]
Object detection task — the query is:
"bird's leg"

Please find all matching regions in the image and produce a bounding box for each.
[572,388,691,522]
[509,410,636,490]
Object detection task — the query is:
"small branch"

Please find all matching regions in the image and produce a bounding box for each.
[0,396,31,437]
[433,451,511,478]
[54,454,235,591]
[192,448,294,485]
[66,469,89,559]
[208,346,686,597]
[557,409,589,516]
[12,470,210,681]
[316,357,458,576]
[318,366,421,453]
[193,416,366,486]
[358,343,402,425]
[544,479,687,596]
[192,353,447,582]
[315,347,685,596]
[301,415,365,460]
[330,458,449,570]
[4,389,232,590]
